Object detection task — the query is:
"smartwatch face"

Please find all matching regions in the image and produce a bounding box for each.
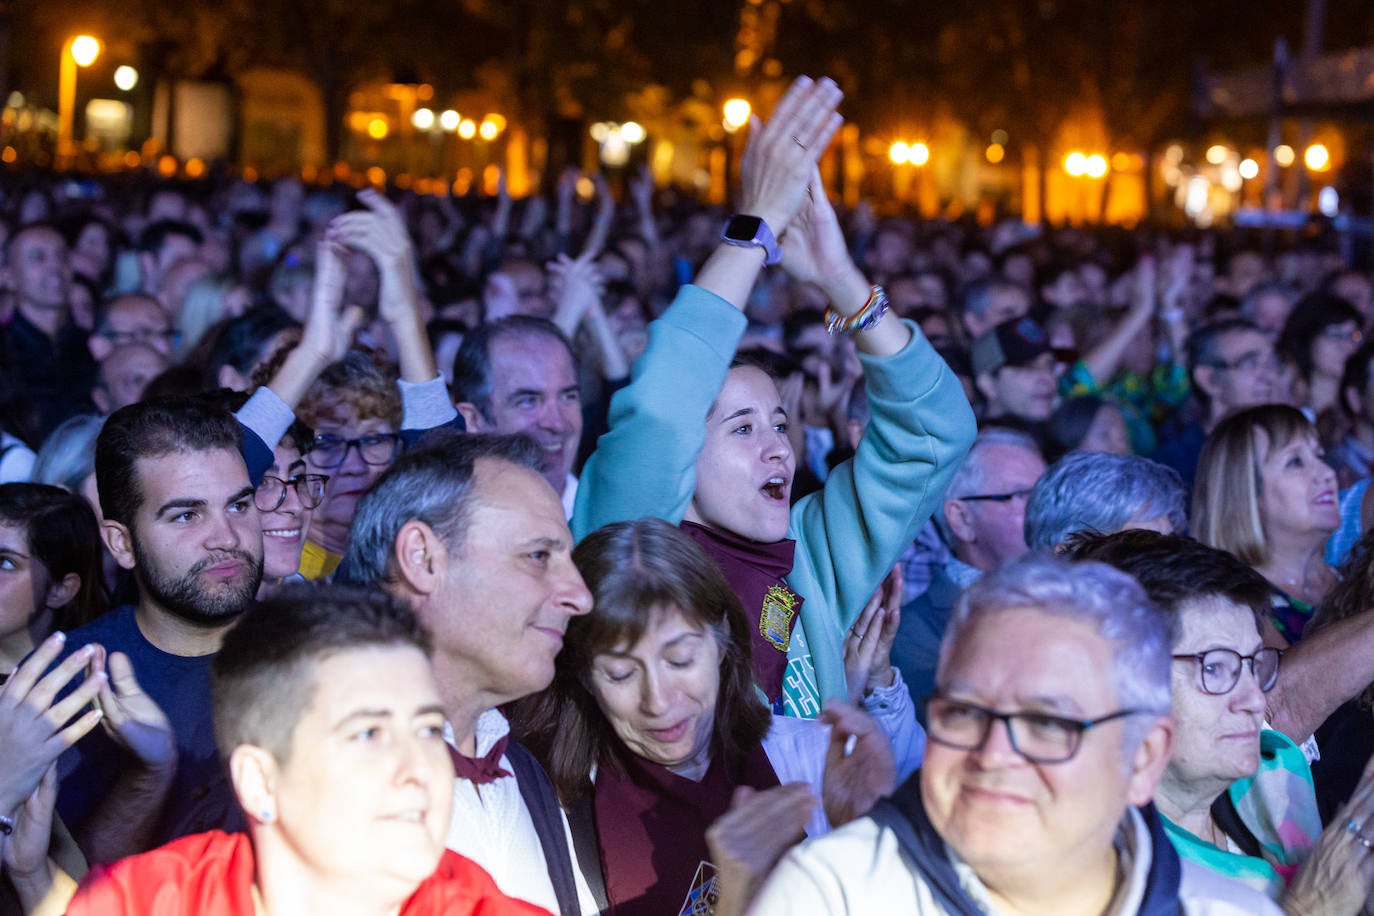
[724,215,763,242]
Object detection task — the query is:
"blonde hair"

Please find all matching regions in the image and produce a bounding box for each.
[1192,404,1313,567]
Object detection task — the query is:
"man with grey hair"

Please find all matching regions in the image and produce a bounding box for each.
[339,431,595,915]
[894,427,1045,708]
[1025,452,1187,552]
[750,553,1281,915]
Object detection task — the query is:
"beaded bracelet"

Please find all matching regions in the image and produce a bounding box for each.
[824,285,891,335]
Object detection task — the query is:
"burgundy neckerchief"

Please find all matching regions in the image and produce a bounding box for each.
[592,741,781,916]
[447,734,511,785]
[680,521,802,705]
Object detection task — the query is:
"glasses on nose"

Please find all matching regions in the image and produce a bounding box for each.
[1320,326,1363,346]
[957,487,1033,504]
[924,697,1154,764]
[1210,351,1279,373]
[101,327,176,347]
[310,433,401,469]
[1172,647,1281,695]
[254,474,330,512]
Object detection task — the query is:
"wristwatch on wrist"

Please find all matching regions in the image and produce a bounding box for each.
[720,214,782,266]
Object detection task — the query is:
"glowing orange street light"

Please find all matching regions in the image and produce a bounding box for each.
[58,35,100,162]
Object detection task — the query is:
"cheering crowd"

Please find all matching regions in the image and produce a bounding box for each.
[3,73,1374,914]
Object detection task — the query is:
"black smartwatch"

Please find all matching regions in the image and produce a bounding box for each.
[720,214,782,266]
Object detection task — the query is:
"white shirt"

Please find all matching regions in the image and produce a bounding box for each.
[444,709,599,915]
[747,806,1283,915]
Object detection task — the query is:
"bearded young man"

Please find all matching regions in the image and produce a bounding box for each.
[51,398,265,864]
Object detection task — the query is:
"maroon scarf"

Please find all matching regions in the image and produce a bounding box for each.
[680,522,802,705]
[593,741,781,916]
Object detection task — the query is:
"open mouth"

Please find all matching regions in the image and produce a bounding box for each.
[761,476,789,501]
[263,528,301,540]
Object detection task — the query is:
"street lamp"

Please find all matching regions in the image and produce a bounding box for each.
[58,34,100,162]
[723,99,751,133]
[113,65,138,92]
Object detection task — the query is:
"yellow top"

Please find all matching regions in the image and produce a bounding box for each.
[298,539,342,580]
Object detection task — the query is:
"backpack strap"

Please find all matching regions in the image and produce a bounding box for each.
[505,740,583,916]
[565,791,609,913]
[865,773,983,916]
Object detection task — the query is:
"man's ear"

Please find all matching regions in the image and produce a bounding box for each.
[230,744,280,826]
[944,498,975,544]
[393,519,446,597]
[974,372,997,405]
[102,520,137,571]
[91,383,111,415]
[89,335,112,362]
[44,572,82,611]
[1344,384,1363,419]
[1192,366,1219,402]
[1125,715,1176,807]
[456,402,486,432]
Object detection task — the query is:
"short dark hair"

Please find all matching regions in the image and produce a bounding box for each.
[1340,341,1374,418]
[212,584,430,763]
[339,431,544,587]
[1277,291,1363,381]
[95,397,242,529]
[198,304,299,388]
[0,482,107,631]
[1063,529,1270,636]
[509,518,771,804]
[451,316,577,418]
[137,219,203,256]
[1186,317,1263,411]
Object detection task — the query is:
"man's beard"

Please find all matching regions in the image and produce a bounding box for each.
[133,541,263,627]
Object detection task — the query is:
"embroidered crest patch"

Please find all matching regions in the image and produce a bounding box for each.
[759,583,798,652]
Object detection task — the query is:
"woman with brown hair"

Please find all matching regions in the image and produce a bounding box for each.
[513,518,917,916]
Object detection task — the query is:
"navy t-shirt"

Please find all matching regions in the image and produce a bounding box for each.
[53,605,244,850]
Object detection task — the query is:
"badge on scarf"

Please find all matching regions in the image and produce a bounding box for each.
[759,583,798,652]
[677,861,720,916]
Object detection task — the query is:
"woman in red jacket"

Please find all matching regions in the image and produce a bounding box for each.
[61,586,550,916]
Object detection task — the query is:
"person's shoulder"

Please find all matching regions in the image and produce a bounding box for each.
[67,831,254,915]
[1178,859,1285,915]
[406,849,555,915]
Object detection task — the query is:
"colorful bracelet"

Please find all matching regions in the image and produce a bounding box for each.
[824,285,890,335]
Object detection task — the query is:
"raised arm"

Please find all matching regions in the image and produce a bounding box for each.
[572,76,845,539]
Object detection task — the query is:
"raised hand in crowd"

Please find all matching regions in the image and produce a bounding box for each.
[549,251,630,380]
[328,188,437,381]
[780,166,909,357]
[627,166,659,247]
[581,173,617,258]
[843,565,902,702]
[259,239,365,407]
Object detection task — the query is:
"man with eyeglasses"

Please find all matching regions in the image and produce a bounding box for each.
[751,553,1281,914]
[894,428,1045,710]
[1155,318,1279,492]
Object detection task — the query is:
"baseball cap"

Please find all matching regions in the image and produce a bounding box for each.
[971,317,1051,377]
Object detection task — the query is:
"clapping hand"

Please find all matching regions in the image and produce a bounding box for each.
[96,651,175,775]
[707,783,815,916]
[844,565,903,701]
[737,77,844,238]
[0,633,105,817]
[820,700,896,828]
